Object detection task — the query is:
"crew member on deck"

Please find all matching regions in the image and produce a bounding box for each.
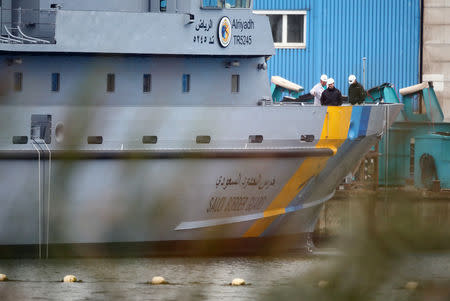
[320,78,342,106]
[348,74,366,105]
[310,74,328,106]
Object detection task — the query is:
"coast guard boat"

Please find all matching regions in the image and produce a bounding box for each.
[0,0,402,257]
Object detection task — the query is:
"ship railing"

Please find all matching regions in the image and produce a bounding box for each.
[0,7,56,44]
[4,25,45,44]
[0,32,22,43]
[17,26,51,44]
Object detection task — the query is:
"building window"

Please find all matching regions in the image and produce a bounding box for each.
[51,73,60,92]
[160,0,166,12]
[254,11,306,48]
[231,74,240,93]
[14,72,23,91]
[202,0,251,9]
[268,15,282,43]
[182,74,190,93]
[107,73,115,92]
[202,0,217,8]
[143,74,152,93]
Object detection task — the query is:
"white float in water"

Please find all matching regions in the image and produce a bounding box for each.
[0,274,7,281]
[150,276,167,285]
[318,280,329,288]
[405,281,419,290]
[63,275,78,283]
[231,278,246,286]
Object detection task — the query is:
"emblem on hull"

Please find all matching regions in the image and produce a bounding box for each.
[218,17,231,47]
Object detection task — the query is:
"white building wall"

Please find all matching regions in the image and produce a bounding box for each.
[423,0,450,120]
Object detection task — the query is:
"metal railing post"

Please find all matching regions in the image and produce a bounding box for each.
[18,7,21,29]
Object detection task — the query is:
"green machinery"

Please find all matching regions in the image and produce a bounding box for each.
[371,82,450,189]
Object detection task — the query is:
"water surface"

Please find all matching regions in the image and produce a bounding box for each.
[0,253,449,300]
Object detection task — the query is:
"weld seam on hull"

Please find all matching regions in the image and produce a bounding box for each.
[0,148,334,160]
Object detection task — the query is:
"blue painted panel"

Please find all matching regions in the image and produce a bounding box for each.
[348,106,371,140]
[348,107,363,140]
[358,106,371,138]
[254,0,420,97]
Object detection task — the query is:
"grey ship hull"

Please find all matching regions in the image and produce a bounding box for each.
[0,104,402,257]
[0,0,403,257]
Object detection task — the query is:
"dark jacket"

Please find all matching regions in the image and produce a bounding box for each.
[320,87,342,106]
[348,81,366,105]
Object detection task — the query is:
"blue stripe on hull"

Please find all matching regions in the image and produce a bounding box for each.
[348,106,372,140]
[358,106,371,137]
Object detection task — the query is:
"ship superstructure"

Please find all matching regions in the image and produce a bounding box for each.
[0,0,402,257]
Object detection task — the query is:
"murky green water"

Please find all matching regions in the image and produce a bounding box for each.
[0,253,449,301]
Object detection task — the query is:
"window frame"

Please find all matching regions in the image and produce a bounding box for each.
[106,73,115,93]
[160,0,167,12]
[14,72,23,92]
[182,74,191,93]
[51,72,60,92]
[254,10,307,49]
[202,0,253,9]
[143,74,152,93]
[231,74,240,93]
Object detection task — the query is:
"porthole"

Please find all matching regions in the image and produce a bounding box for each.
[249,135,263,143]
[12,136,28,144]
[142,136,158,144]
[88,136,103,144]
[196,136,211,144]
[300,135,314,142]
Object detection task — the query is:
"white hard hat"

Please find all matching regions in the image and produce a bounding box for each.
[348,74,356,85]
[327,78,335,86]
[320,74,328,82]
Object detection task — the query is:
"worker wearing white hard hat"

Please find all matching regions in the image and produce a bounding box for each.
[347,74,366,105]
[320,78,342,106]
[309,74,328,106]
[348,74,356,85]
